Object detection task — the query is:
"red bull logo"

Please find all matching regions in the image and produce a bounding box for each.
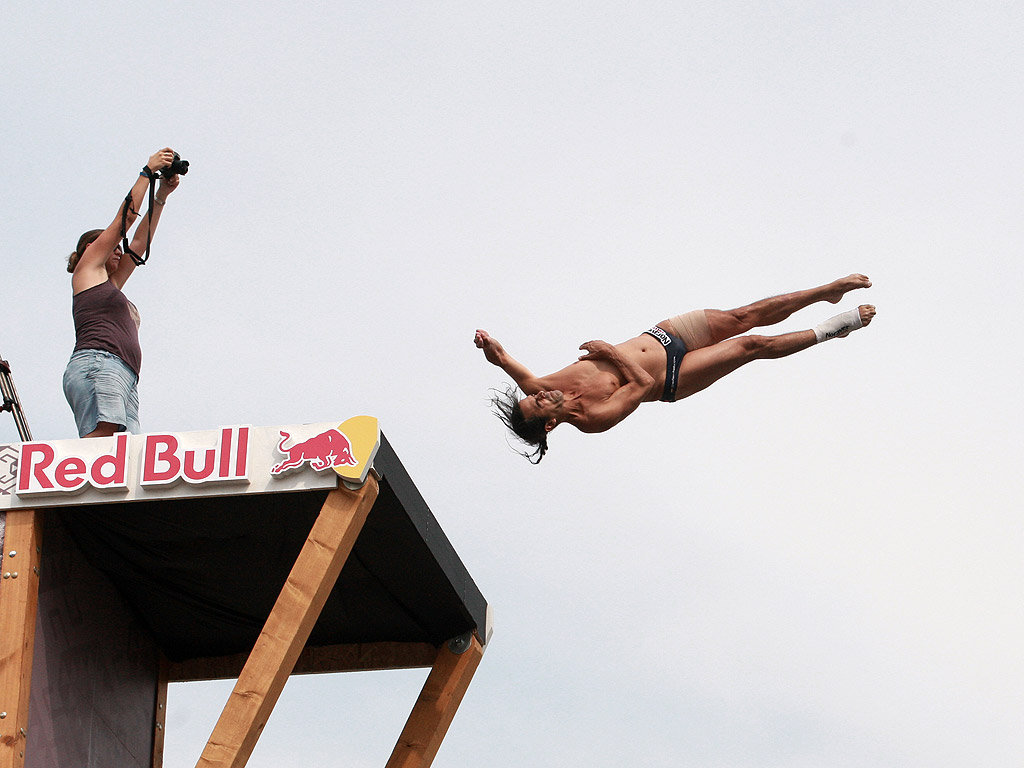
[0,418,380,511]
[271,428,358,475]
[16,427,250,496]
[269,416,379,485]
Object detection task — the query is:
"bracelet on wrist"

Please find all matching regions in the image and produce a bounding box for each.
[154,198,167,206]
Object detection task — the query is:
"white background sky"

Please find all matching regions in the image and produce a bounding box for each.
[3,2,1023,766]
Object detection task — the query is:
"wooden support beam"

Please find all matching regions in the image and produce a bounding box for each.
[170,641,438,683]
[0,510,43,768]
[152,654,170,768]
[195,479,379,768]
[386,634,485,768]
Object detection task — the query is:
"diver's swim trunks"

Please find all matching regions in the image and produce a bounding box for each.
[643,326,688,402]
[644,309,716,402]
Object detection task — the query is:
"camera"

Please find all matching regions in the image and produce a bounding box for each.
[161,152,189,177]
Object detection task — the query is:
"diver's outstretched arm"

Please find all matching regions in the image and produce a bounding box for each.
[474,329,542,394]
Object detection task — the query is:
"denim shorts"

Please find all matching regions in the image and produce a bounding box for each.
[62,349,140,437]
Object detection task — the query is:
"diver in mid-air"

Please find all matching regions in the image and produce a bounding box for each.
[476,274,875,462]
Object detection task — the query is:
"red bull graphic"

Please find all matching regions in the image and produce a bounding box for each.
[16,427,251,496]
[271,429,357,474]
[0,417,380,511]
[269,416,379,485]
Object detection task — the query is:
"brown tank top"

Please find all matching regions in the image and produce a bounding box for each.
[72,280,143,377]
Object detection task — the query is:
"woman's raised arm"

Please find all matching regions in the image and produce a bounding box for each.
[71,148,174,293]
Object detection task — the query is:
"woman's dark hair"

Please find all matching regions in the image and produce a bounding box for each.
[490,384,549,464]
[67,229,104,273]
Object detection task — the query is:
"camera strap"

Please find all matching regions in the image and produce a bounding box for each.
[122,167,157,266]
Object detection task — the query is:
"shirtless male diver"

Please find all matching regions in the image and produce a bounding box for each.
[475,274,875,462]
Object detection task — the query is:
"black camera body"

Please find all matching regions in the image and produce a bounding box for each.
[162,152,189,177]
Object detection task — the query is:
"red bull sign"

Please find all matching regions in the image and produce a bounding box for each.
[0,417,379,510]
[272,429,356,475]
[269,416,379,483]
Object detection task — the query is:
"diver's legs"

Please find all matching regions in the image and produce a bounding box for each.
[674,304,875,400]
[704,274,871,344]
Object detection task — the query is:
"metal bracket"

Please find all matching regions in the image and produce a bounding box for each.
[447,632,473,655]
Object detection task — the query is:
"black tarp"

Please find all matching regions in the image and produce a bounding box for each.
[56,433,487,662]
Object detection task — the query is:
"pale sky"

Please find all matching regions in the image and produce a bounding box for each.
[3,2,1023,766]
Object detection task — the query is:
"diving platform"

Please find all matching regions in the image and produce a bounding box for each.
[0,419,489,768]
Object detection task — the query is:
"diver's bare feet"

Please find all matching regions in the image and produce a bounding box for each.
[833,304,876,338]
[825,274,872,303]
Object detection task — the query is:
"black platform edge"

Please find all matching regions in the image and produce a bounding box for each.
[376,433,488,643]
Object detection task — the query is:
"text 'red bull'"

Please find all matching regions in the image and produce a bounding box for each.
[271,429,358,475]
[141,427,250,486]
[16,427,250,495]
[18,433,131,494]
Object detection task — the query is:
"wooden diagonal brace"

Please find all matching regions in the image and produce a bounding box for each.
[195,479,378,768]
[386,634,485,768]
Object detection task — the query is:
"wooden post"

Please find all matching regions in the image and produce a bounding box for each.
[152,655,170,768]
[195,479,378,768]
[386,634,485,768]
[0,510,43,768]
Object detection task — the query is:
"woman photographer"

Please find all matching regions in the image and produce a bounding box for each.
[63,148,182,438]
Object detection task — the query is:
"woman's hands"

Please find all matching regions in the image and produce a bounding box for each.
[157,172,180,202]
[145,147,181,203]
[146,148,175,174]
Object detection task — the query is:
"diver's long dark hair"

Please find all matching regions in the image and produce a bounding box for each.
[490,384,549,464]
